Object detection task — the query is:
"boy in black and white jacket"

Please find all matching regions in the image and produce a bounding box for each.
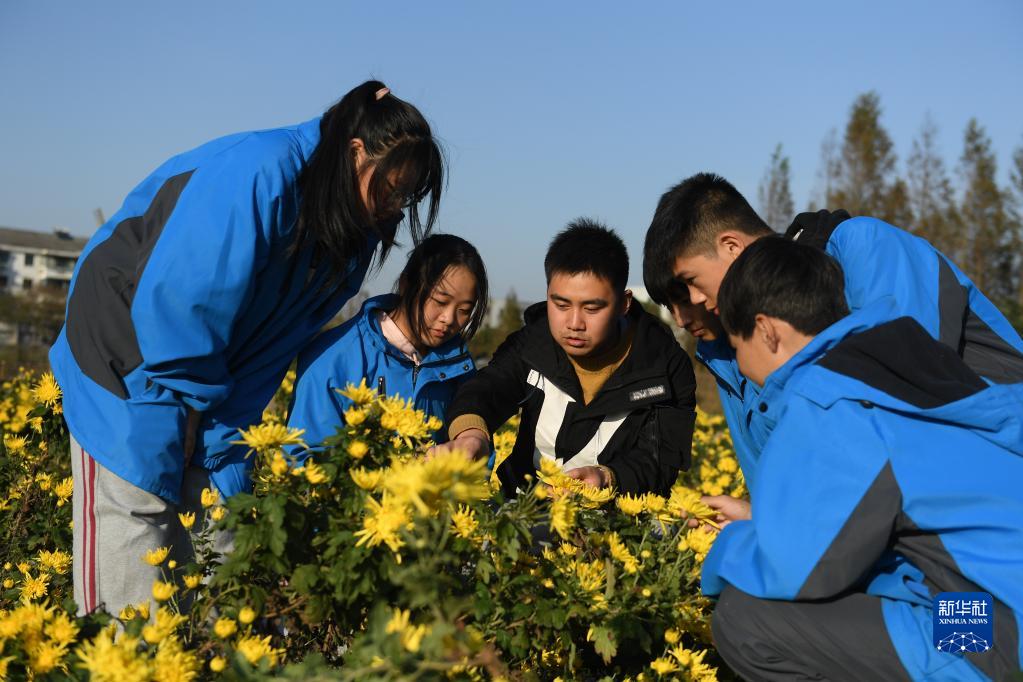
[435,219,697,496]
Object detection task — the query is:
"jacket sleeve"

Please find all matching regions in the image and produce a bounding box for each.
[445,327,530,437]
[130,153,283,412]
[606,347,697,496]
[701,398,899,600]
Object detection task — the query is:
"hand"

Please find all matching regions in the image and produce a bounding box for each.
[700,495,751,530]
[565,465,613,488]
[427,429,490,460]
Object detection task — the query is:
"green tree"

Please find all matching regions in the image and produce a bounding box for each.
[906,115,962,261]
[827,91,911,225]
[468,290,525,359]
[958,118,1016,305]
[757,143,795,232]
[1006,137,1023,327]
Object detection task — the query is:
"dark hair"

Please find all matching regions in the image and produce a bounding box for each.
[295,80,445,289]
[394,234,489,343]
[718,236,849,339]
[644,172,772,305]
[544,218,628,293]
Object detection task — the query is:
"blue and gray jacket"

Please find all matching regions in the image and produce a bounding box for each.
[698,211,1023,492]
[50,117,377,501]
[701,299,1023,681]
[287,294,476,455]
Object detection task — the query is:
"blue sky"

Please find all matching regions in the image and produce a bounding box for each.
[2,1,1021,301]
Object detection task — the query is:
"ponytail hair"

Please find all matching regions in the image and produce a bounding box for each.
[394,234,489,344]
[295,80,445,289]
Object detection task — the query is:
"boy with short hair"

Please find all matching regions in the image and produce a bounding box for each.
[438,218,697,496]
[643,172,1023,489]
[704,236,1023,681]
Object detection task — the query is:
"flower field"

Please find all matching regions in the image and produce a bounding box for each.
[0,369,744,680]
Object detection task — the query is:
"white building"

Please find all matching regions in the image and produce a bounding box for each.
[0,226,88,294]
[0,226,89,346]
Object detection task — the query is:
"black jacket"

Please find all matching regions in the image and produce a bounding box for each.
[447,302,697,496]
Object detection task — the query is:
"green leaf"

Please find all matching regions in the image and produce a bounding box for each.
[589,625,617,663]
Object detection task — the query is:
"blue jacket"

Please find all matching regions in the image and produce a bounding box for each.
[287,294,476,454]
[701,299,1023,681]
[50,118,376,501]
[699,214,1023,492]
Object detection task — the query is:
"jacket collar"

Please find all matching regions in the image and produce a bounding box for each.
[755,297,900,412]
[521,301,679,410]
[355,294,471,366]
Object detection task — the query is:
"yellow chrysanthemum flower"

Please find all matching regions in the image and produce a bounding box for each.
[606,532,639,574]
[151,580,176,602]
[234,634,282,667]
[354,494,411,554]
[183,574,202,590]
[574,559,605,593]
[347,440,369,459]
[19,570,49,600]
[343,407,368,426]
[350,467,384,491]
[178,512,196,530]
[209,657,227,673]
[53,477,73,506]
[233,422,306,456]
[616,493,645,516]
[75,625,152,681]
[32,372,62,408]
[451,504,478,539]
[269,451,290,478]
[549,495,576,541]
[213,616,237,638]
[302,462,327,485]
[381,449,490,515]
[4,435,28,454]
[385,608,430,653]
[30,641,66,675]
[210,506,228,522]
[682,527,716,562]
[200,487,219,508]
[238,606,256,625]
[668,485,719,527]
[37,549,72,575]
[337,379,377,407]
[643,493,667,514]
[152,635,201,682]
[142,546,171,566]
[650,657,680,675]
[142,607,187,645]
[44,611,79,646]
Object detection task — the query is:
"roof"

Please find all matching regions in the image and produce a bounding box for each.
[0,226,89,255]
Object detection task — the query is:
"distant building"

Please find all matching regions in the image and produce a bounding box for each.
[0,226,88,347]
[0,226,88,294]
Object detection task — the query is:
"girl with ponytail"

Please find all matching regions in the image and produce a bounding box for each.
[50,80,444,617]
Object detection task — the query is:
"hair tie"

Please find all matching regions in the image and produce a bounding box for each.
[375,87,390,100]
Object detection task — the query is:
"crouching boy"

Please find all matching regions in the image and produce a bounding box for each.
[435,219,697,496]
[703,237,1023,681]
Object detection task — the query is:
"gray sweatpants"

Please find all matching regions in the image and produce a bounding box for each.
[711,585,913,681]
[70,435,234,617]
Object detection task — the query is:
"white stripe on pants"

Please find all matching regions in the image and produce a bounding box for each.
[70,435,233,616]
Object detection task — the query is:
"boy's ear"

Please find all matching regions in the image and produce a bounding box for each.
[717,231,747,263]
[621,289,633,316]
[754,314,780,353]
